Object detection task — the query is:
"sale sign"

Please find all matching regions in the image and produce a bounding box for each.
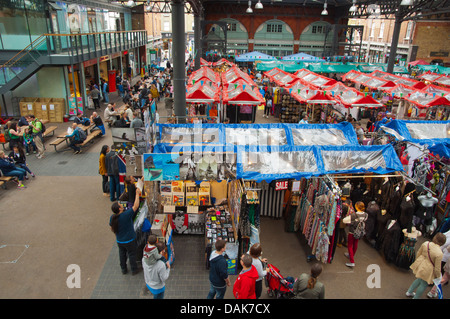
[275,181,288,191]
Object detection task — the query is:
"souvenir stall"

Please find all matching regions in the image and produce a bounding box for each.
[188,66,220,87]
[185,81,222,123]
[380,119,450,237]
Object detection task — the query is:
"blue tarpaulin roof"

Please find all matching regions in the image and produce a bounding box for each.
[381,119,450,158]
[149,123,404,182]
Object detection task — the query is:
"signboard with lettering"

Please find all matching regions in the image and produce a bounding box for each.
[275,181,289,191]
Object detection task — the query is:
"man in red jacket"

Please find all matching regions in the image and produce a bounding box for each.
[233,254,259,299]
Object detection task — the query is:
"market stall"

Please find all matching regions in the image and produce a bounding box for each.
[146,122,407,267]
[379,119,450,235]
[222,80,265,123]
[185,81,222,123]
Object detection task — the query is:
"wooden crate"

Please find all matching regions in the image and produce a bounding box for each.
[19,97,37,117]
[49,98,65,123]
[33,98,51,121]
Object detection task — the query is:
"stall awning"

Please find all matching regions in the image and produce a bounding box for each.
[186,81,221,103]
[381,120,450,158]
[235,51,277,62]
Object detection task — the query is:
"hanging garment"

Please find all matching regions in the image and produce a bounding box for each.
[399,196,415,231]
[365,201,380,241]
[395,236,417,270]
[315,231,329,263]
[374,212,393,248]
[377,220,403,264]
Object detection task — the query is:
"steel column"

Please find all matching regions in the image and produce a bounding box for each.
[172,0,186,123]
[386,13,402,74]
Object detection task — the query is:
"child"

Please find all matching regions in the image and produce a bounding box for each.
[23,128,37,155]
[233,254,259,299]
[143,235,170,269]
[9,145,35,178]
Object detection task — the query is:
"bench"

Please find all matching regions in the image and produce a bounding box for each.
[49,137,69,152]
[79,130,102,147]
[0,176,17,189]
[43,126,57,138]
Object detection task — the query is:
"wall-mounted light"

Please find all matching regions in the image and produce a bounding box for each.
[349,0,357,12]
[246,0,253,13]
[321,1,328,15]
[255,0,263,9]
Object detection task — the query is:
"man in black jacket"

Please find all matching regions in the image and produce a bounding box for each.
[206,240,230,299]
[105,146,120,202]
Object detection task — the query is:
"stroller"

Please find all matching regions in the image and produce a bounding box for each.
[265,264,296,299]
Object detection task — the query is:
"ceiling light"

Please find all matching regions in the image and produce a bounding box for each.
[255,0,263,9]
[349,0,357,12]
[126,0,135,7]
[321,2,328,15]
[400,0,413,5]
[246,1,253,13]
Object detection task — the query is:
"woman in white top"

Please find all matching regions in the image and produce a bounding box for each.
[249,243,268,299]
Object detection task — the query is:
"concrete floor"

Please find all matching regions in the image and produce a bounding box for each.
[0,90,448,300]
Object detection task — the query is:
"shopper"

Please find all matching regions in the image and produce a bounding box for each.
[109,186,141,275]
[342,201,368,267]
[263,91,272,119]
[90,85,101,109]
[299,114,309,124]
[101,79,109,103]
[337,197,353,248]
[143,241,171,299]
[99,145,109,197]
[207,239,231,299]
[355,122,365,144]
[406,232,446,299]
[249,243,268,299]
[130,111,144,128]
[8,145,35,178]
[28,115,45,159]
[428,229,450,298]
[293,263,325,299]
[105,145,120,202]
[0,150,27,189]
[233,254,258,299]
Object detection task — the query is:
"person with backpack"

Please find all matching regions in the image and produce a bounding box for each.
[101,79,109,103]
[342,201,368,268]
[65,123,86,154]
[27,115,45,159]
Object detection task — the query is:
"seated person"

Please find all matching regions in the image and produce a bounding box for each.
[114,112,130,128]
[90,112,105,136]
[65,123,85,154]
[74,112,90,126]
[0,150,27,189]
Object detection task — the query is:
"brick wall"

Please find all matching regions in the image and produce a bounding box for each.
[412,21,450,63]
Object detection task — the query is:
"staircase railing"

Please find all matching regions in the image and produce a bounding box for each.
[0,30,147,88]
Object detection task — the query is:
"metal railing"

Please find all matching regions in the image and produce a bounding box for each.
[0,30,147,87]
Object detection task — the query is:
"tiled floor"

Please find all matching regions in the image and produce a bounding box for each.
[91,234,211,299]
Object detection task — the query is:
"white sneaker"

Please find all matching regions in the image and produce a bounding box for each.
[406,291,415,297]
[344,252,350,258]
[345,262,355,267]
[427,291,438,298]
